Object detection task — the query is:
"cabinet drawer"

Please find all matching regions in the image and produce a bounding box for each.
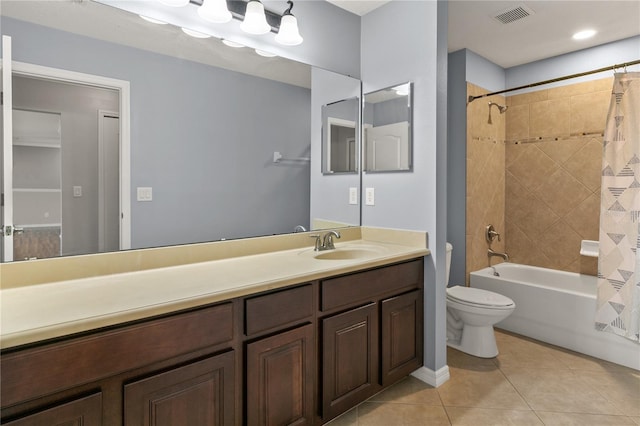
[321,259,422,311]
[245,284,313,336]
[3,392,102,426]
[1,303,233,408]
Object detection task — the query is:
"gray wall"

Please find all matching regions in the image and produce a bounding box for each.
[361,0,448,377]
[2,17,312,249]
[12,76,119,256]
[310,68,361,228]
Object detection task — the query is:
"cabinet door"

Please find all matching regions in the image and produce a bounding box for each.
[3,392,102,426]
[381,290,423,386]
[322,303,378,421]
[124,351,234,426]
[246,324,314,426]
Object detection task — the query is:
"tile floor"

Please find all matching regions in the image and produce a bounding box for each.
[327,330,640,426]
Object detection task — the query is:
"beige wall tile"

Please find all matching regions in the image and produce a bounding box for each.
[571,91,610,134]
[530,98,571,138]
[540,219,584,270]
[508,90,548,107]
[567,192,601,240]
[507,145,558,192]
[534,167,592,217]
[505,104,530,141]
[537,138,584,164]
[563,137,604,192]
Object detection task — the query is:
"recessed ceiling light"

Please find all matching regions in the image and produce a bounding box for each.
[181,28,211,38]
[573,29,596,40]
[222,39,245,48]
[139,15,167,25]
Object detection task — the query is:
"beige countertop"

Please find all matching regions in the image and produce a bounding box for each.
[0,227,429,349]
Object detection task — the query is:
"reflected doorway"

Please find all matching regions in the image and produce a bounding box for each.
[1,59,131,262]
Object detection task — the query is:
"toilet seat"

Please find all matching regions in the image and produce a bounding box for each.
[447,286,514,309]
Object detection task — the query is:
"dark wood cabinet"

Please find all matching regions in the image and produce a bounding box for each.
[321,303,378,421]
[381,290,423,386]
[2,393,102,426]
[124,351,235,426]
[1,257,424,426]
[246,324,314,426]
[319,259,424,422]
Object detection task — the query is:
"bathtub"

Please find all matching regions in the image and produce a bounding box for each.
[470,263,640,370]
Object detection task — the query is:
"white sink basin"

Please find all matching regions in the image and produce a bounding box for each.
[295,243,387,260]
[313,248,381,260]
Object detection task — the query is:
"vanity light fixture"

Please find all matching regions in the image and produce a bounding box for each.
[240,0,271,35]
[275,0,303,46]
[153,0,304,45]
[181,28,212,38]
[198,0,232,23]
[573,29,596,40]
[158,0,189,7]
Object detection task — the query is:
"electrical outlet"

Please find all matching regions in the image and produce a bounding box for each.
[365,187,375,206]
[349,187,358,205]
[137,187,153,202]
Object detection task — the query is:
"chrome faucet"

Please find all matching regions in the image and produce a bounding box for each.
[322,230,341,250]
[310,230,341,251]
[488,248,509,265]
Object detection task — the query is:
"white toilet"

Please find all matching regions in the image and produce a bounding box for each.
[445,243,515,358]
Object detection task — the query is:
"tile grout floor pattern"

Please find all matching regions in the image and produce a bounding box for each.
[326,330,640,426]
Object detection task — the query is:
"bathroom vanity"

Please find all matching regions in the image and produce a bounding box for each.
[0,228,428,425]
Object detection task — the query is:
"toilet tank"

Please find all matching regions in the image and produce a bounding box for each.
[446,242,453,286]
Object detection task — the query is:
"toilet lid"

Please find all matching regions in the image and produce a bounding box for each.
[447,286,514,308]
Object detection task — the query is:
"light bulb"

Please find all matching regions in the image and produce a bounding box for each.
[240,0,271,35]
[255,49,277,57]
[198,0,232,24]
[181,28,211,38]
[275,14,302,45]
[139,15,167,25]
[158,0,189,7]
[222,39,245,48]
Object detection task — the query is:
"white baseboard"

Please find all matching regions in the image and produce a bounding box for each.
[411,365,450,387]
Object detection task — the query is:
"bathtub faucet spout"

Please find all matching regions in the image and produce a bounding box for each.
[488,248,509,266]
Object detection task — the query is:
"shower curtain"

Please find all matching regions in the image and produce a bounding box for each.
[597,72,640,342]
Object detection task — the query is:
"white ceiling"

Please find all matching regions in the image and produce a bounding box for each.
[331,0,640,68]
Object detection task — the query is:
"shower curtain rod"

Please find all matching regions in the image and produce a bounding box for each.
[467,59,640,103]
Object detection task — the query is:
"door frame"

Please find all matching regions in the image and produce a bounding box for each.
[9,60,132,250]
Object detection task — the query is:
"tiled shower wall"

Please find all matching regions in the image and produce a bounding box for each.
[504,77,612,274]
[465,83,506,284]
[466,78,611,280]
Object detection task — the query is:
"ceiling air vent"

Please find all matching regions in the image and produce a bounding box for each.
[492,4,535,24]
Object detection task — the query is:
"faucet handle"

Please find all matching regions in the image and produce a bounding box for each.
[485,224,501,243]
[309,234,322,251]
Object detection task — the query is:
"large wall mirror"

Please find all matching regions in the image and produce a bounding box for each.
[0,0,362,262]
[363,82,413,173]
[321,97,359,175]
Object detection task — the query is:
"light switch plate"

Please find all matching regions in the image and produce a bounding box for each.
[365,187,375,206]
[73,186,82,197]
[137,187,153,202]
[349,187,358,205]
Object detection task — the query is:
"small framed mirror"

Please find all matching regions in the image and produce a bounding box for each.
[321,97,360,174]
[363,82,413,172]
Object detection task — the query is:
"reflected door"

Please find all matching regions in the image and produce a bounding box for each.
[1,35,14,261]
